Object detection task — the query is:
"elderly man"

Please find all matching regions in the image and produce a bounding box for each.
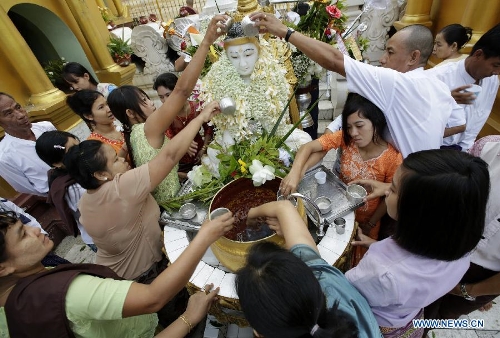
[426,23,500,152]
[0,92,56,196]
[251,14,463,158]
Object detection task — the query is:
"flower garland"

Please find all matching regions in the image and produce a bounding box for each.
[198,38,291,144]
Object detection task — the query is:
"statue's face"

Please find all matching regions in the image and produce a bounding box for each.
[225,42,259,78]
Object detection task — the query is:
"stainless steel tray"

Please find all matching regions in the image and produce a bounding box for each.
[297,165,364,223]
[159,180,208,232]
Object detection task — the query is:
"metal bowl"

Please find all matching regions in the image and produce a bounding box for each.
[208,177,306,272]
[346,184,367,204]
[179,203,197,220]
[314,196,332,214]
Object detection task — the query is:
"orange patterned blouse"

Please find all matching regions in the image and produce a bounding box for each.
[317,130,402,224]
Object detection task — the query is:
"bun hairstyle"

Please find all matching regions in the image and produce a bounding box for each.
[63,140,107,190]
[66,90,104,130]
[439,24,473,50]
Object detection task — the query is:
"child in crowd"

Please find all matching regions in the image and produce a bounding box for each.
[35,130,96,251]
[62,62,117,98]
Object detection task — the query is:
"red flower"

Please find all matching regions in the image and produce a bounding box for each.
[180,41,187,50]
[325,5,342,19]
[324,27,332,38]
[230,171,238,178]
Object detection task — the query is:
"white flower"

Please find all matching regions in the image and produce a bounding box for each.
[221,130,235,149]
[187,165,213,187]
[249,159,275,186]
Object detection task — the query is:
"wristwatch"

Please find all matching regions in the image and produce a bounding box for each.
[460,283,476,301]
[285,28,295,42]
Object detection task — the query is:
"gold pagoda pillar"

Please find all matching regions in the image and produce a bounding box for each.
[65,0,135,86]
[461,0,500,51]
[0,9,66,106]
[111,0,125,17]
[394,0,433,30]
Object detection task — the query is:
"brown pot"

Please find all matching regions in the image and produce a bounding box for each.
[208,177,306,272]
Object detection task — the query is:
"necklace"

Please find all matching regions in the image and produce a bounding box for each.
[176,104,191,126]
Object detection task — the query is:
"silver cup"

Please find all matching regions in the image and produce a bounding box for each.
[334,217,346,234]
[210,207,230,220]
[219,97,236,115]
[346,184,367,204]
[179,203,197,220]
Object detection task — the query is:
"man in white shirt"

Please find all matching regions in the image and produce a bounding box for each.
[0,92,56,196]
[251,14,463,157]
[426,24,500,151]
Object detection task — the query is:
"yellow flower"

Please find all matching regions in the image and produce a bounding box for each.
[241,166,247,174]
[238,159,248,174]
[168,28,176,36]
[238,159,246,167]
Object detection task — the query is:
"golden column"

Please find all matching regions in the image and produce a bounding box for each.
[0,9,65,105]
[111,0,125,17]
[393,0,433,30]
[65,0,135,85]
[461,0,500,50]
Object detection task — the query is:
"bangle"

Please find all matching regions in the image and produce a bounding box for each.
[460,283,476,301]
[201,145,208,152]
[179,315,193,332]
[285,28,295,42]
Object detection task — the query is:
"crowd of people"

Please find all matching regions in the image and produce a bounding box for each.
[0,9,499,338]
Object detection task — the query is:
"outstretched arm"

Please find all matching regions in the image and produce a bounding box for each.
[280,140,325,196]
[247,200,317,252]
[123,212,234,317]
[144,14,228,149]
[250,12,346,77]
[147,101,220,190]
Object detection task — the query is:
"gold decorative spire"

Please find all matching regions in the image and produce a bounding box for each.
[233,0,261,22]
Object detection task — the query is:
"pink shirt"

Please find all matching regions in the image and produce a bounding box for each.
[345,238,470,328]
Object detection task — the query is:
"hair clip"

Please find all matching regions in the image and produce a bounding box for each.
[53,145,65,150]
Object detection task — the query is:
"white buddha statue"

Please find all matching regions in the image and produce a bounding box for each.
[189,22,311,187]
[199,22,295,144]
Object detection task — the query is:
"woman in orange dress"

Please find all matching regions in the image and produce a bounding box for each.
[67,90,130,164]
[280,93,402,266]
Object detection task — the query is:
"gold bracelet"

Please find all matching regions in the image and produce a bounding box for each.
[179,315,193,332]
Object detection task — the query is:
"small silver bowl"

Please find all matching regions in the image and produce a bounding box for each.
[220,97,236,115]
[209,207,230,220]
[179,203,197,220]
[346,184,367,204]
[314,196,332,214]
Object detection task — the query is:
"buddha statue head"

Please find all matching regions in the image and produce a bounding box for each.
[224,22,260,84]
